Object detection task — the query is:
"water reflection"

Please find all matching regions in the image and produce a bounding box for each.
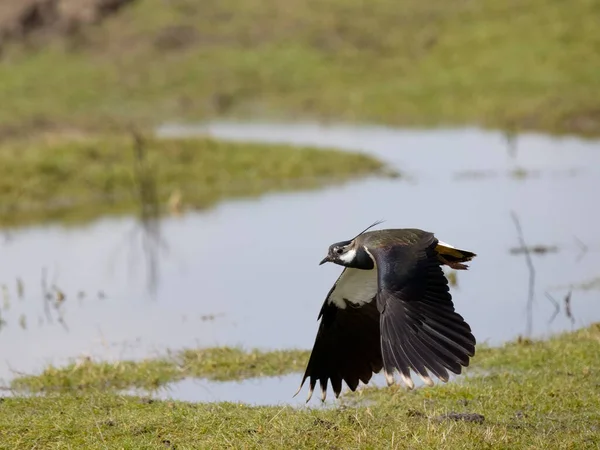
[121,371,420,407]
[1,123,600,404]
[123,374,324,407]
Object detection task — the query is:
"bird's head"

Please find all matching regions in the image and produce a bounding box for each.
[318,220,384,268]
[319,239,357,267]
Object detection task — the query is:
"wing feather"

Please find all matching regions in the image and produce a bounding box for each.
[297,268,382,402]
[365,231,476,387]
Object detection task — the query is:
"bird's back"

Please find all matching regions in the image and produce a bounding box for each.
[359,228,434,249]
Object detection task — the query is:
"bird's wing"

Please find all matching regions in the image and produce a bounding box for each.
[296,268,383,402]
[368,232,476,388]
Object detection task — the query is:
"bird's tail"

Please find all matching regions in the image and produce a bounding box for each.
[435,241,476,270]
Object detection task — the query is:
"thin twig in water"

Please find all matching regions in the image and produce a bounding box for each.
[510,211,535,337]
[40,268,70,331]
[564,291,575,326]
[545,292,560,325]
[41,267,52,323]
[53,296,70,333]
[504,129,518,159]
[574,236,588,263]
[16,277,24,300]
[130,128,166,297]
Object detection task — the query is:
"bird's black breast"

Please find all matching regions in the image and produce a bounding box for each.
[347,245,375,270]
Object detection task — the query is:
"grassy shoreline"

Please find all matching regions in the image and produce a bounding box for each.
[0,133,387,228]
[1,0,600,138]
[2,324,599,448]
[10,348,311,393]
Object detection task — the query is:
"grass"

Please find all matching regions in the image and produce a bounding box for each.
[573,276,600,291]
[1,0,600,137]
[3,324,600,448]
[0,133,386,227]
[10,348,311,392]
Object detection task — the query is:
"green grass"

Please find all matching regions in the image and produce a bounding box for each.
[3,325,600,448]
[1,0,600,136]
[10,348,311,392]
[0,133,386,227]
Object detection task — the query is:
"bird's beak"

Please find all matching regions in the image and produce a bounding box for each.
[319,256,330,265]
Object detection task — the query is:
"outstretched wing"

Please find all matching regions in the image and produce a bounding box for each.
[296,268,383,402]
[366,231,476,388]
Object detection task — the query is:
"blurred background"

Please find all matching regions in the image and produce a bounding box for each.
[0,0,599,403]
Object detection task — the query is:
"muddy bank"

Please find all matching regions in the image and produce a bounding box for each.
[0,0,136,48]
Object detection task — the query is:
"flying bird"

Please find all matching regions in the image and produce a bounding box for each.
[295,222,477,402]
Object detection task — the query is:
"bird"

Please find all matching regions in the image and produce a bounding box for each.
[295,221,477,403]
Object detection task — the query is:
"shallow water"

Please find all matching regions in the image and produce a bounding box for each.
[121,375,317,407]
[121,373,375,407]
[122,370,445,407]
[1,122,599,404]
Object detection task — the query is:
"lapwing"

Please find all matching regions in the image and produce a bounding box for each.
[295,222,477,402]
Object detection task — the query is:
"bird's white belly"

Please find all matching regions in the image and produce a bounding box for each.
[328,268,378,309]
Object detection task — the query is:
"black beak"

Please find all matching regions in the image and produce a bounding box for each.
[319,256,330,265]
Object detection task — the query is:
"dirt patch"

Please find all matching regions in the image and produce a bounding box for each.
[562,108,600,136]
[153,25,198,51]
[434,412,485,424]
[0,0,137,49]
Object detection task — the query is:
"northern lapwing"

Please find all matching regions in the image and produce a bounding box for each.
[295,222,477,402]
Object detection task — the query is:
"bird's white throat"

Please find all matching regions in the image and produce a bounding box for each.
[339,247,357,263]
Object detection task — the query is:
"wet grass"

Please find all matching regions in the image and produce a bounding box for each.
[0,134,386,228]
[570,275,600,291]
[3,324,600,448]
[1,0,600,137]
[10,348,311,393]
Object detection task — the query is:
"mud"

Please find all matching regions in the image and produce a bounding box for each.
[0,0,136,49]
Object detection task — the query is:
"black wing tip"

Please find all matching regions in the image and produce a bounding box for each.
[293,380,306,399]
[296,374,372,403]
[295,377,331,403]
[300,299,382,402]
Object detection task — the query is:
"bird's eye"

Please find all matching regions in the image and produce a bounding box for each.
[336,247,344,254]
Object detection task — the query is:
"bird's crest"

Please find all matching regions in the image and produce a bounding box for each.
[352,219,385,240]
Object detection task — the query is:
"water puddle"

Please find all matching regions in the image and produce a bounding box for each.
[122,374,334,407]
[2,122,599,404]
[121,371,426,407]
[0,371,419,407]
